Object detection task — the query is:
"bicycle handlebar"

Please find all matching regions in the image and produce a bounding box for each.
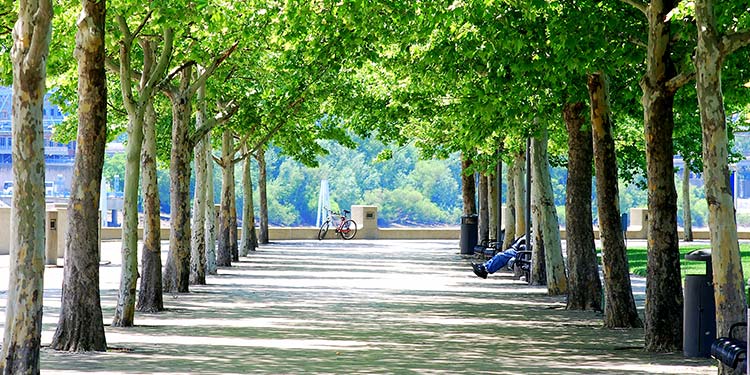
[323,207,349,217]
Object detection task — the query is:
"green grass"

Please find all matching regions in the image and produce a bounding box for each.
[622,244,750,279]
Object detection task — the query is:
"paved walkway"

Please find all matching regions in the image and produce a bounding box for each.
[1,240,714,374]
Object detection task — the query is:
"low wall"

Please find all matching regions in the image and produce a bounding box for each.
[0,205,740,257]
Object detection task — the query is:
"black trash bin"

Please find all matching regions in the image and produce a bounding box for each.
[683,249,716,358]
[460,214,478,255]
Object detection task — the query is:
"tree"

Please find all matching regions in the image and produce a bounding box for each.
[217,128,238,266]
[161,43,237,293]
[693,0,750,364]
[190,82,209,284]
[257,147,269,244]
[1,0,52,371]
[461,154,476,216]
[621,0,695,351]
[531,124,567,295]
[240,145,258,256]
[563,101,602,311]
[589,72,642,328]
[51,0,108,351]
[137,98,163,312]
[109,13,173,327]
[478,173,489,244]
[501,155,516,250]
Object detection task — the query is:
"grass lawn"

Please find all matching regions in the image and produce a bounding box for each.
[624,244,750,279]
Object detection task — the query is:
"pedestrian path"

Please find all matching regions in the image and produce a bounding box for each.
[1,240,714,374]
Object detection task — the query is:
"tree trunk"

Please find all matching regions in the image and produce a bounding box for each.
[530,209,546,286]
[502,157,516,250]
[257,148,269,244]
[478,174,489,245]
[190,84,208,285]
[514,152,526,235]
[112,95,143,329]
[49,0,108,354]
[163,68,194,293]
[4,19,49,369]
[682,166,693,242]
[217,129,234,267]
[531,125,567,295]
[205,135,218,275]
[137,100,163,312]
[461,153,477,215]
[589,73,642,328]
[240,152,257,256]
[488,173,498,242]
[230,177,239,262]
[641,0,683,352]
[563,101,602,312]
[695,0,747,359]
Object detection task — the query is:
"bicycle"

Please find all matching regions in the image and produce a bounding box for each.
[317,208,357,240]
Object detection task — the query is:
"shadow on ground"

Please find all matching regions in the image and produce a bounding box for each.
[2,240,714,374]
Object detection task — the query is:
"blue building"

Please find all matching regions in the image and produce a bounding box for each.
[0,86,76,196]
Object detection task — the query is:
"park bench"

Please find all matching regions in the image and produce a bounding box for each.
[512,247,532,283]
[710,322,747,373]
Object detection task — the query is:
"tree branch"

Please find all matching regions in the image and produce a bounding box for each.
[720,29,750,57]
[131,10,153,41]
[190,100,239,147]
[620,0,647,16]
[666,70,696,92]
[188,42,240,97]
[162,60,196,88]
[142,27,174,100]
[25,0,53,68]
[212,154,224,168]
[231,144,255,165]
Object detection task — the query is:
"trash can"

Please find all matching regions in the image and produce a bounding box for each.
[460,214,478,255]
[683,249,716,358]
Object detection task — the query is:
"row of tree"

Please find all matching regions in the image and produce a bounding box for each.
[1,1,749,374]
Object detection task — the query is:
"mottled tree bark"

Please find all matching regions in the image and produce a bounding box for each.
[161,44,236,293]
[694,0,750,362]
[163,68,194,293]
[563,102,602,312]
[217,129,234,267]
[589,74,642,327]
[205,137,218,275]
[502,157,516,250]
[52,0,108,353]
[137,100,163,312]
[637,0,685,352]
[110,24,172,326]
[513,152,526,235]
[681,166,693,242]
[257,148,269,244]
[190,83,208,285]
[530,209,546,286]
[478,174,489,245]
[461,153,476,215]
[240,150,257,256]
[112,84,143,328]
[488,173,498,242]
[230,178,238,262]
[531,125,567,295]
[3,20,51,369]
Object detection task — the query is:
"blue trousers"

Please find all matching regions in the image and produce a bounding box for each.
[484,248,518,274]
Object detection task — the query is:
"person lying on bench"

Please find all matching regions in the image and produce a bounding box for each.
[471,235,526,279]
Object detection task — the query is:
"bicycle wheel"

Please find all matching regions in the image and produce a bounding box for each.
[340,219,357,240]
[317,222,329,240]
